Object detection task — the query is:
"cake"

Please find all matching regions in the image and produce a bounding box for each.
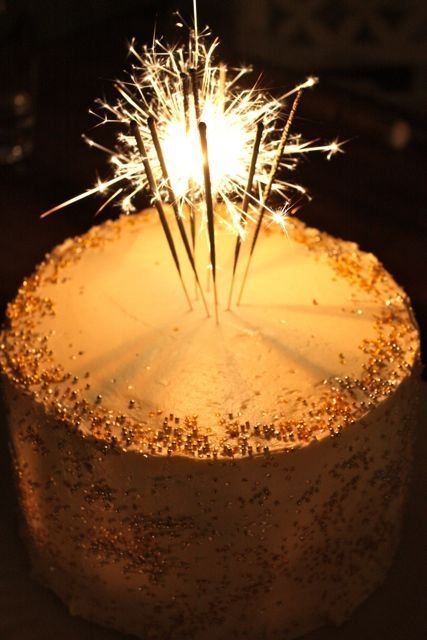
[0,207,421,639]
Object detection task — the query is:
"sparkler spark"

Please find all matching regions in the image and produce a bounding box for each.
[269,207,291,234]
[43,24,339,226]
[41,13,342,312]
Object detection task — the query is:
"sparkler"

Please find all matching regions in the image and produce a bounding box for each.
[41,10,342,315]
[227,121,264,310]
[131,121,192,311]
[180,71,197,291]
[147,116,210,316]
[189,68,201,122]
[237,89,303,306]
[199,122,218,324]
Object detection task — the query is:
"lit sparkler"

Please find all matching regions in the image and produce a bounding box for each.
[41,10,342,313]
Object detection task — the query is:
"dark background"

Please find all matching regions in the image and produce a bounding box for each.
[0,1,426,639]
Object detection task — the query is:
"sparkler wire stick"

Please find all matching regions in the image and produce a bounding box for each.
[181,73,191,134]
[198,121,219,324]
[131,120,192,311]
[181,72,196,255]
[189,67,201,122]
[147,116,210,316]
[227,121,264,310]
[237,90,303,305]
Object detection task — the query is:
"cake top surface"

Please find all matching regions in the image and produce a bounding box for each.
[0,209,420,458]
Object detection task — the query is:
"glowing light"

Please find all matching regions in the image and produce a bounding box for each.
[42,19,342,239]
[269,207,290,235]
[105,35,287,219]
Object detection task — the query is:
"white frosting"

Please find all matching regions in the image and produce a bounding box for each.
[31,210,402,449]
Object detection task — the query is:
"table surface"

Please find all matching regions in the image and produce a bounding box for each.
[0,9,426,639]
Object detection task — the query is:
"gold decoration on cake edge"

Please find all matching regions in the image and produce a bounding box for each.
[0,212,420,460]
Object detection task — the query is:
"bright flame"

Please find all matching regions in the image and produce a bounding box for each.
[161,99,254,197]
[42,20,342,233]
[106,31,288,220]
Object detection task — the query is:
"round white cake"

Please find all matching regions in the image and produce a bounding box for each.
[0,208,421,639]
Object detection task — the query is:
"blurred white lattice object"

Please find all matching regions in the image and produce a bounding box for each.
[234,0,427,69]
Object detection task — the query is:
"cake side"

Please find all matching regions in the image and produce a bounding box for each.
[1,361,420,639]
[0,210,421,639]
